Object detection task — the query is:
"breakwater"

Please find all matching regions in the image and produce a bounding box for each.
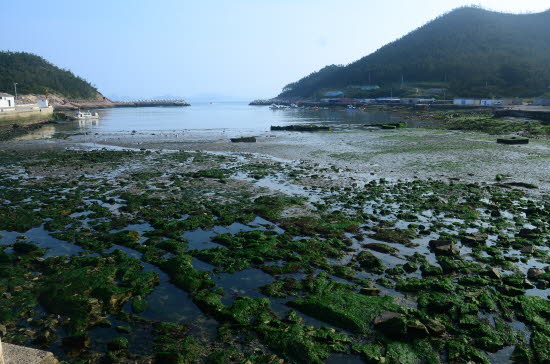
[56,99,191,110]
[113,99,191,108]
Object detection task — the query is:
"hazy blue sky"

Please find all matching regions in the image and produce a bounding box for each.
[2,0,549,100]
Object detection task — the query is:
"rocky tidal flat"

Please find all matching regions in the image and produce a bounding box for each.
[0,125,549,363]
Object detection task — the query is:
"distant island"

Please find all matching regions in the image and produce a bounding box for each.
[276,7,550,100]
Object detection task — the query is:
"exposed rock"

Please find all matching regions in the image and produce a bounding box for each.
[423,318,446,336]
[374,313,407,338]
[403,262,418,273]
[405,319,430,339]
[107,337,129,351]
[497,285,525,296]
[373,311,404,326]
[520,245,535,254]
[373,312,430,340]
[461,233,487,246]
[364,243,397,255]
[486,267,502,280]
[429,240,459,256]
[527,268,544,279]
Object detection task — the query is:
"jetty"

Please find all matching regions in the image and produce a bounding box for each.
[55,98,191,110]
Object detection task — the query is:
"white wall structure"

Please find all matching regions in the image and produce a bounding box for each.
[480,99,503,106]
[453,98,476,105]
[37,99,49,108]
[0,93,15,108]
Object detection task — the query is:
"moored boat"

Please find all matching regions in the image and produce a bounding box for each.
[75,110,99,119]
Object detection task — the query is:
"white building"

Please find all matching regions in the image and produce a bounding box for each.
[37,99,49,108]
[453,98,477,105]
[480,99,503,106]
[0,93,15,108]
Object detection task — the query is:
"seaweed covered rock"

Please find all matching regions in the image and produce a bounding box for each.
[288,274,400,333]
[355,251,385,273]
[39,252,158,334]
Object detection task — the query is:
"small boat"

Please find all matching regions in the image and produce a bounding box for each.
[75,110,99,119]
[347,105,356,110]
[290,103,299,109]
[269,104,289,110]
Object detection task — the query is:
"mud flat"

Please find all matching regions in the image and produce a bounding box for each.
[0,119,548,363]
[22,124,548,196]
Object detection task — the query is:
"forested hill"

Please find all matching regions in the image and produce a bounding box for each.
[279,7,550,99]
[0,52,99,99]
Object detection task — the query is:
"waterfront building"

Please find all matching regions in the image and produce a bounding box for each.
[0,93,15,109]
[453,98,478,105]
[480,99,503,106]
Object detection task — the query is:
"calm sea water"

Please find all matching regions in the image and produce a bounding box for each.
[73,102,408,132]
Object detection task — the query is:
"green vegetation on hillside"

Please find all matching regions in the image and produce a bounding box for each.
[0,51,98,99]
[280,7,550,99]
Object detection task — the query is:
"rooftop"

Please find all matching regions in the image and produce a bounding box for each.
[0,93,14,97]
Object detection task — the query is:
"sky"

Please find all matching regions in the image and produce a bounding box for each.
[2,0,549,101]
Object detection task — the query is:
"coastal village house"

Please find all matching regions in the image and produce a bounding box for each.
[0,93,15,109]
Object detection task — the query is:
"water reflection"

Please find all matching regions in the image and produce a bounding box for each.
[14,125,56,141]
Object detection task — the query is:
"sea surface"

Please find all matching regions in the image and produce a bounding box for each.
[66,102,410,133]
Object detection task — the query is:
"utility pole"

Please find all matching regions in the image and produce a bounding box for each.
[13,83,18,107]
[401,75,404,89]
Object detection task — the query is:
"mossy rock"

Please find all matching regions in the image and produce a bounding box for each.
[288,276,399,333]
[108,337,129,351]
[131,296,148,313]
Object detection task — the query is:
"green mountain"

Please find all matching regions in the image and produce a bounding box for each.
[279,7,550,99]
[0,51,99,99]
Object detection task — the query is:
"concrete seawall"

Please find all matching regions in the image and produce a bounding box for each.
[494,108,550,123]
[0,107,54,125]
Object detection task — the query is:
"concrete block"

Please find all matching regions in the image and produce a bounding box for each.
[1,340,58,364]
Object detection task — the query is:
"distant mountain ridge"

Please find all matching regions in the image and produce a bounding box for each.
[279,7,550,99]
[0,51,100,99]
